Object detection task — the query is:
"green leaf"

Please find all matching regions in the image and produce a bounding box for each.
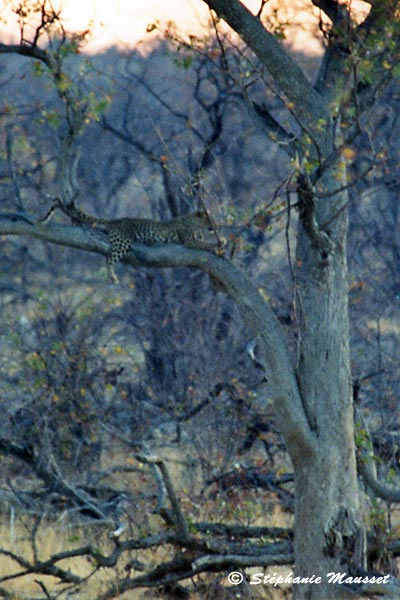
[392,64,400,78]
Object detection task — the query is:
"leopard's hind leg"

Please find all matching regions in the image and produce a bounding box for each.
[107,232,133,284]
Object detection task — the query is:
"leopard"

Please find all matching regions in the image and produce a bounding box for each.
[41,199,217,283]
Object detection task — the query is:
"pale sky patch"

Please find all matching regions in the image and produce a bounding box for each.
[0,0,369,55]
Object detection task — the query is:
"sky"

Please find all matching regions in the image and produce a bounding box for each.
[56,0,213,51]
[0,0,369,55]
[0,0,213,52]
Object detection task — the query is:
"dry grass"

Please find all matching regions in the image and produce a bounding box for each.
[0,432,293,600]
[0,518,123,599]
[0,500,291,600]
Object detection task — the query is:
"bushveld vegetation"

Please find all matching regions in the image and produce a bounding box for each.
[0,1,399,599]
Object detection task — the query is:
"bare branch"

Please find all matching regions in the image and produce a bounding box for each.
[201,0,328,130]
[0,212,315,459]
[98,545,294,600]
[192,551,294,570]
[5,125,25,211]
[0,16,89,203]
[311,0,351,26]
[357,452,400,503]
[256,0,269,19]
[34,580,52,600]
[249,99,297,157]
[355,404,400,503]
[0,547,81,585]
[0,42,53,69]
[0,435,108,521]
[136,454,191,541]
[296,172,334,253]
[194,522,293,539]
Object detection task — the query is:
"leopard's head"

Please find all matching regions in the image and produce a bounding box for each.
[183,210,213,230]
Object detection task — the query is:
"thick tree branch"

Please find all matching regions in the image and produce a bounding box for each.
[98,548,294,600]
[0,213,315,461]
[357,452,400,503]
[297,172,334,253]
[0,35,88,203]
[355,405,400,503]
[194,522,292,539]
[311,0,350,25]
[249,100,298,157]
[315,0,400,116]
[201,0,328,130]
[191,551,293,570]
[0,42,53,69]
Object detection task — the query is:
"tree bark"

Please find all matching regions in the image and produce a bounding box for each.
[202,0,327,128]
[1,195,364,598]
[200,1,366,597]
[5,0,397,594]
[294,171,363,599]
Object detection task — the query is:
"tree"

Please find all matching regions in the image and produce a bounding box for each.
[192,1,400,598]
[0,1,400,599]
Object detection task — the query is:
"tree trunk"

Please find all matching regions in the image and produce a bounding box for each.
[0,177,366,598]
[293,168,365,598]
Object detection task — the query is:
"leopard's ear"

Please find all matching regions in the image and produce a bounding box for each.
[194,210,212,223]
[202,210,214,229]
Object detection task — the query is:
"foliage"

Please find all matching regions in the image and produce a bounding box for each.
[0,0,399,598]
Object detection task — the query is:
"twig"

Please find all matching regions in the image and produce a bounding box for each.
[35,579,52,600]
[136,454,191,541]
[256,0,269,19]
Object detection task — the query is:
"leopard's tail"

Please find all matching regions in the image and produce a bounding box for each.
[39,198,98,225]
[38,198,63,224]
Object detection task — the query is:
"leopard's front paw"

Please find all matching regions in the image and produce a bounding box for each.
[215,237,227,255]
